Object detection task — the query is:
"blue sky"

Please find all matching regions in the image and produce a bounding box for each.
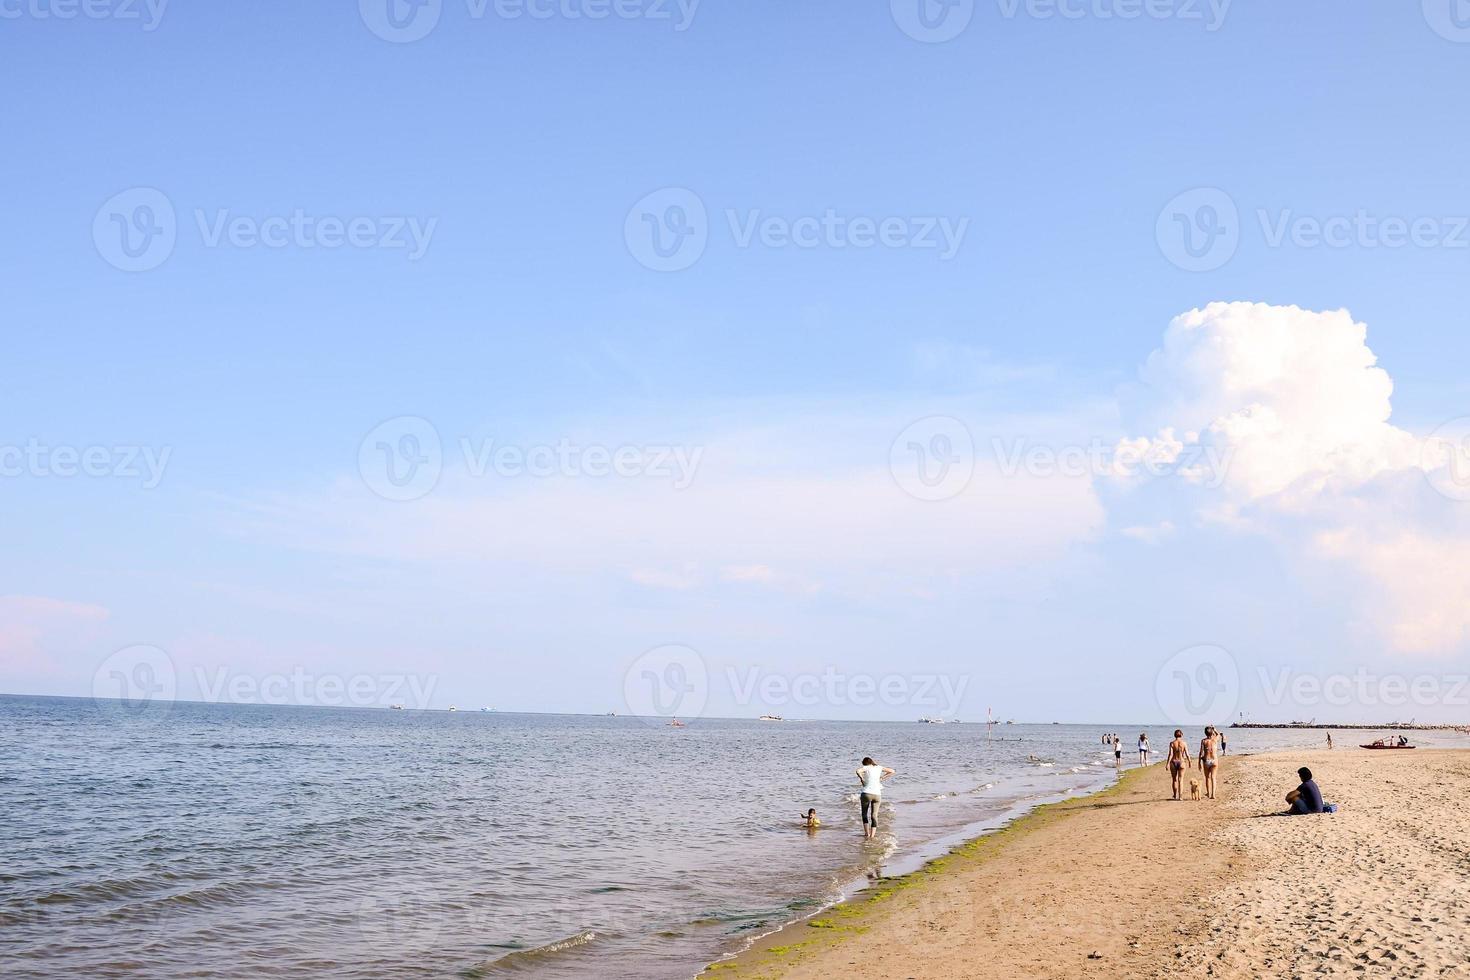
[4,1,1470,724]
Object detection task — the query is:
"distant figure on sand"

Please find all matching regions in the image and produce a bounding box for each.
[1167,729,1192,801]
[1137,732,1150,766]
[1218,728,1227,754]
[1326,731,1333,749]
[1285,767,1324,815]
[856,756,894,840]
[1199,728,1219,800]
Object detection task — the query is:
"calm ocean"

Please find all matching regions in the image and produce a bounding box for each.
[5,696,1461,978]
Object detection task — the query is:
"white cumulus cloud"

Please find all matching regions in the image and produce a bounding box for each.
[1119,301,1469,654]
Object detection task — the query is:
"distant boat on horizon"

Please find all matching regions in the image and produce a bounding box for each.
[447,706,458,712]
[758,714,783,722]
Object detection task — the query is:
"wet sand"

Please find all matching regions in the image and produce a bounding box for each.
[704,749,1470,979]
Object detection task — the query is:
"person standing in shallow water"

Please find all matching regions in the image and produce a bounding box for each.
[855,756,894,841]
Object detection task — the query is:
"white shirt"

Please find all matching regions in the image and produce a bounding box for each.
[1139,737,1148,752]
[859,764,884,796]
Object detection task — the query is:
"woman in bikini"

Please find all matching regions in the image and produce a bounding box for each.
[1166,729,1192,801]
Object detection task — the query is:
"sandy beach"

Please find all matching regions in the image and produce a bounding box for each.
[706,749,1470,980]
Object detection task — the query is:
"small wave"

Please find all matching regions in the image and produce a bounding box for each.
[474,931,597,975]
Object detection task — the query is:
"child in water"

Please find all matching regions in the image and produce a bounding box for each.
[801,808,821,828]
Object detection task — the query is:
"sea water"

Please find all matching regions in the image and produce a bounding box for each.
[4,696,1461,979]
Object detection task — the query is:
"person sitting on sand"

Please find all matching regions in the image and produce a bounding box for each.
[801,808,820,829]
[1199,727,1219,800]
[1166,729,1192,801]
[1285,767,1324,815]
[856,756,894,841]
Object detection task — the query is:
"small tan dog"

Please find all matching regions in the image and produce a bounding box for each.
[1189,778,1201,801]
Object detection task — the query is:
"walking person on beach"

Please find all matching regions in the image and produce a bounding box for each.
[1199,728,1219,800]
[1326,731,1333,749]
[856,756,894,841]
[1166,729,1192,801]
[1137,732,1150,766]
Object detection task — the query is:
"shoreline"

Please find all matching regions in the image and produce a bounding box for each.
[708,770,1124,970]
[701,757,1226,978]
[705,748,1470,979]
